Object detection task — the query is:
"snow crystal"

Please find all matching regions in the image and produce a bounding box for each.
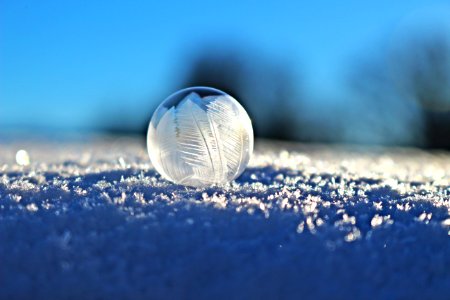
[0,137,449,299]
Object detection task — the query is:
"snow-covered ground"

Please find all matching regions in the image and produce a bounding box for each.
[1,137,449,299]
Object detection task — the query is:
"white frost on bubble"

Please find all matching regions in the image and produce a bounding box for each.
[147,89,253,187]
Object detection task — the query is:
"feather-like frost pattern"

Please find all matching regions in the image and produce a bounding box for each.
[153,92,252,186]
[155,107,192,183]
[205,95,249,180]
[176,94,218,184]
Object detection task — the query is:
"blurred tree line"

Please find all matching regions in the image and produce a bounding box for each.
[180,30,450,149]
[348,31,450,149]
[182,49,301,140]
[103,28,450,150]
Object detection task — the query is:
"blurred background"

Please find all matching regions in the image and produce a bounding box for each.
[1,0,450,149]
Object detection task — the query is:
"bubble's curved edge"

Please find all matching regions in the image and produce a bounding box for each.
[146,86,254,188]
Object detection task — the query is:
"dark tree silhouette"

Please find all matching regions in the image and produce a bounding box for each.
[347,57,425,147]
[182,46,302,140]
[348,31,450,149]
[391,32,450,149]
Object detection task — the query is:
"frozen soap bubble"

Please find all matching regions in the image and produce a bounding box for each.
[147,87,254,187]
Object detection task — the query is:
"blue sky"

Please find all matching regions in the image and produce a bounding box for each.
[1,0,450,132]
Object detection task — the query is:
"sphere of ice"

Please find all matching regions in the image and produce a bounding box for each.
[147,87,254,187]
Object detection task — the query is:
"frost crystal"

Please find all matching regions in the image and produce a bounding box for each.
[0,138,449,298]
[147,87,254,187]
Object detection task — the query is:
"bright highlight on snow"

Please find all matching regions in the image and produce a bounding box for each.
[15,149,30,166]
[147,87,254,187]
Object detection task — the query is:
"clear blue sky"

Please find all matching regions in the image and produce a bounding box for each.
[1,0,449,132]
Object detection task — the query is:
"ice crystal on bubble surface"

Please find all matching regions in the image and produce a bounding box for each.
[147,87,253,187]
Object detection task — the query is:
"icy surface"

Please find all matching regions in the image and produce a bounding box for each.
[0,137,449,299]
